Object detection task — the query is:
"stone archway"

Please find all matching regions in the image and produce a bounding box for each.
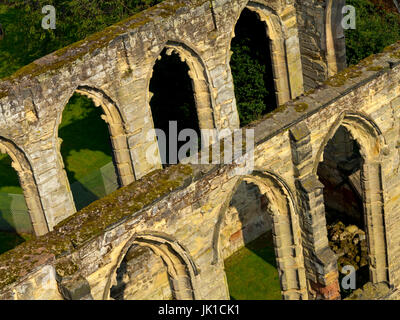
[103,233,199,300]
[53,86,136,214]
[74,86,136,186]
[313,112,389,285]
[213,171,308,300]
[228,1,304,107]
[0,137,48,236]
[147,40,216,132]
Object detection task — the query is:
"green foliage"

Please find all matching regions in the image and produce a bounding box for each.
[0,154,22,194]
[224,232,282,300]
[345,0,400,65]
[0,0,162,78]
[231,39,269,126]
[230,8,276,127]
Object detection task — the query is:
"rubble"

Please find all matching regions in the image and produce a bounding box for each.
[327,221,368,272]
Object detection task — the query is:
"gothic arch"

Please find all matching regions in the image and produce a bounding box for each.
[0,137,49,236]
[213,170,308,300]
[147,40,216,131]
[313,112,387,173]
[314,112,389,284]
[54,86,135,199]
[103,232,200,300]
[74,86,136,185]
[228,1,294,106]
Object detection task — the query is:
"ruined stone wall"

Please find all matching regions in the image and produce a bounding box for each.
[110,245,172,300]
[0,0,399,301]
[0,0,310,235]
[219,180,273,260]
[0,41,399,300]
[295,0,346,89]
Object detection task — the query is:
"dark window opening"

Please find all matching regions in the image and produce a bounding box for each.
[317,126,369,298]
[230,8,277,127]
[149,49,200,167]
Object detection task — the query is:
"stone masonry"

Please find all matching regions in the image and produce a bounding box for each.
[0,0,399,300]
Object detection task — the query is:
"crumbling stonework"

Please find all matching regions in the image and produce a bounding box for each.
[0,0,316,234]
[0,0,399,301]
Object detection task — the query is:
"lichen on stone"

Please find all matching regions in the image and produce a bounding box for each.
[367,65,384,72]
[0,163,194,290]
[324,65,363,87]
[294,102,308,112]
[55,258,79,278]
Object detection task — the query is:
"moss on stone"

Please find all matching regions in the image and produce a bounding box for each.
[390,51,400,60]
[324,65,363,87]
[0,90,7,100]
[304,88,315,96]
[294,102,308,112]
[367,65,384,72]
[55,258,79,278]
[0,163,194,290]
[359,54,376,67]
[1,1,187,83]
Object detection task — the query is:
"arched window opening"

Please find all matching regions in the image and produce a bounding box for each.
[149,49,201,167]
[317,125,369,298]
[230,8,277,127]
[221,181,281,300]
[110,244,173,300]
[59,93,119,211]
[0,152,32,254]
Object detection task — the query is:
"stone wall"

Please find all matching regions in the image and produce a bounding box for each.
[295,0,346,89]
[219,180,273,260]
[1,0,400,301]
[110,245,172,300]
[0,0,314,234]
[0,39,399,300]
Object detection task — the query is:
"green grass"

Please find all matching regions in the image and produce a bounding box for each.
[0,94,113,194]
[0,154,22,194]
[59,93,113,183]
[0,231,32,255]
[224,232,282,300]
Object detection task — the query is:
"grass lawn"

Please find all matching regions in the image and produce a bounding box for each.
[224,232,282,300]
[0,154,23,194]
[0,93,115,219]
[0,231,32,255]
[0,94,113,193]
[59,93,113,183]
